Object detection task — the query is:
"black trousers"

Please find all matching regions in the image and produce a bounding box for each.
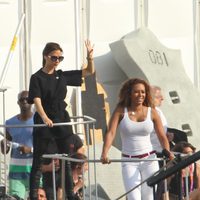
[29,133,75,200]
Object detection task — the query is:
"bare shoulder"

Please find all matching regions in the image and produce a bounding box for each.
[151,107,159,118]
[112,106,124,122]
[115,105,124,113]
[151,107,157,113]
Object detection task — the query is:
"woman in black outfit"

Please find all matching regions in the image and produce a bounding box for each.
[28,40,94,200]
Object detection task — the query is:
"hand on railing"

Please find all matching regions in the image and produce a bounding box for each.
[100,153,111,164]
[41,116,53,127]
[162,149,175,160]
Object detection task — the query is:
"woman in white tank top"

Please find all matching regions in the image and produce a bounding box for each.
[101,78,173,200]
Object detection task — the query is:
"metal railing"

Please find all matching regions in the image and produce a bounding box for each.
[0,116,197,200]
[0,115,96,198]
[42,154,163,200]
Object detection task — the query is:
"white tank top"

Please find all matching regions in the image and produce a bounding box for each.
[150,107,167,152]
[119,107,154,155]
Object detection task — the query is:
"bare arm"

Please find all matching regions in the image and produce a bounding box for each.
[196,163,200,188]
[82,40,95,77]
[101,106,123,163]
[187,164,200,199]
[77,146,85,154]
[33,97,53,127]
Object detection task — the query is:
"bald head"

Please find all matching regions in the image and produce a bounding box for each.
[18,90,29,100]
[17,90,31,112]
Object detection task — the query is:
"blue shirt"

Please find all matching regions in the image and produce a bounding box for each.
[6,115,33,180]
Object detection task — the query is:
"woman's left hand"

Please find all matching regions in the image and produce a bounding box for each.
[85,40,94,59]
[100,153,111,164]
[162,149,175,160]
[42,116,53,127]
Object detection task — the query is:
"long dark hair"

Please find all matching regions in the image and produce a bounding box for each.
[117,78,153,108]
[172,141,196,153]
[42,42,63,67]
[70,153,87,170]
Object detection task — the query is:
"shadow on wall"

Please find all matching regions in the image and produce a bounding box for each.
[85,183,111,200]
[82,53,128,150]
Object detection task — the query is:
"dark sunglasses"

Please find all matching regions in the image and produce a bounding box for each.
[19,97,29,102]
[48,55,64,62]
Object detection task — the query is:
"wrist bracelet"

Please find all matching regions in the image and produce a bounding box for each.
[87,57,93,61]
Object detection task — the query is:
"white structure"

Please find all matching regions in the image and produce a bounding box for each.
[0,1,199,198]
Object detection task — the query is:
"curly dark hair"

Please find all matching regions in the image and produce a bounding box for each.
[70,153,87,170]
[117,78,153,108]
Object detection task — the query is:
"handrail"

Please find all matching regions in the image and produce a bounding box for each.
[2,115,185,200]
[42,154,165,200]
[0,115,96,128]
[43,154,163,162]
[43,153,168,200]
[0,115,96,199]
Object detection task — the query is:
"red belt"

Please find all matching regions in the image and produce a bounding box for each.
[122,150,156,159]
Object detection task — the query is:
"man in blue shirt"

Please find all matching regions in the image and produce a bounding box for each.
[2,90,33,199]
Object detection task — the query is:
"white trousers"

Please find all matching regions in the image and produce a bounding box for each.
[121,153,159,200]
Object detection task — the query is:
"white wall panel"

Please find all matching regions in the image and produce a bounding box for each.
[148,0,194,82]
[0,1,21,128]
[30,0,77,74]
[89,0,136,109]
